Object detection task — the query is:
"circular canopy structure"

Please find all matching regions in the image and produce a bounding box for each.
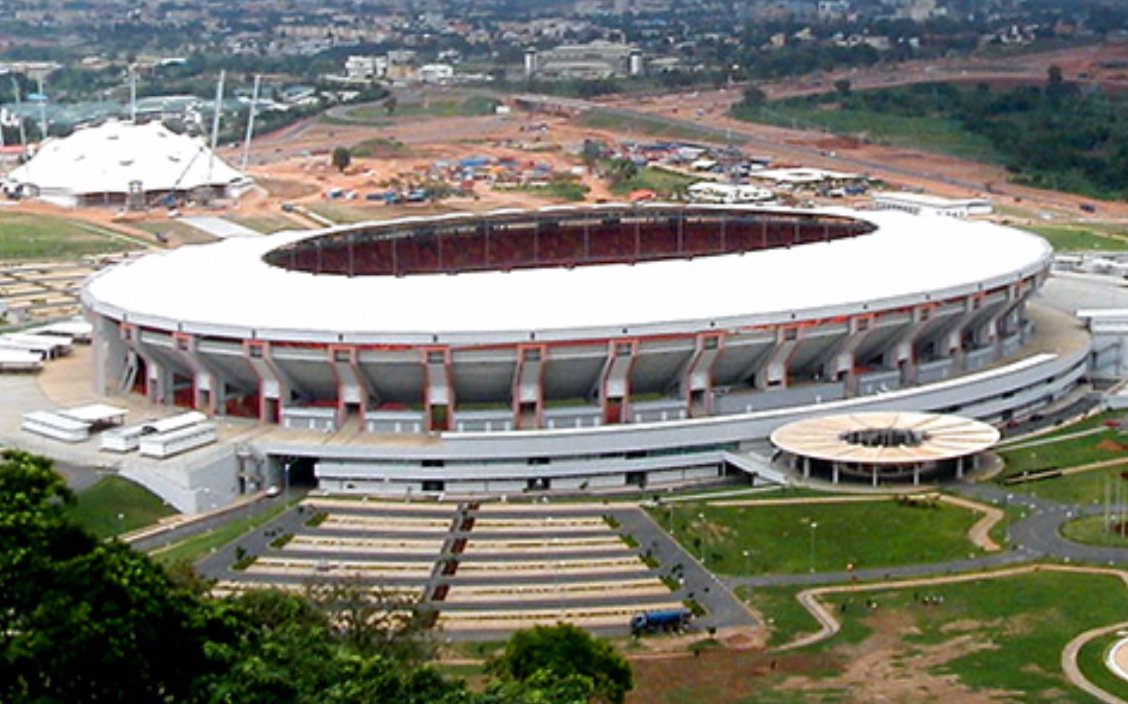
[771,410,1001,487]
[770,411,1000,467]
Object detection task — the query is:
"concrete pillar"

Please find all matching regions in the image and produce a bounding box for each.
[244,341,292,425]
[913,466,920,486]
[956,457,965,480]
[832,464,839,484]
[91,315,128,396]
[803,456,811,479]
[598,340,635,425]
[329,345,370,428]
[512,345,545,429]
[424,347,454,432]
[871,465,878,488]
[681,333,722,417]
[755,327,800,389]
[171,333,223,415]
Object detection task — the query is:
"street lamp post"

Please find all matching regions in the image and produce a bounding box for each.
[742,549,750,575]
[809,522,818,573]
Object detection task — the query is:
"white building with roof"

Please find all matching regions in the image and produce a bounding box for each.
[8,120,253,208]
[873,191,993,218]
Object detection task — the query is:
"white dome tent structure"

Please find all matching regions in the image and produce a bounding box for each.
[8,120,253,208]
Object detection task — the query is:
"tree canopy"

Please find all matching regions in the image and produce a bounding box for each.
[0,450,634,704]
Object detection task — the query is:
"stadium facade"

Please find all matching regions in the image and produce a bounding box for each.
[82,204,1085,496]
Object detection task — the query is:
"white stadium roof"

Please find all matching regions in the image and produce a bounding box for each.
[83,206,1052,345]
[9,120,247,199]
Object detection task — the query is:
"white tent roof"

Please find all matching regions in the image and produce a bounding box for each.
[9,120,247,196]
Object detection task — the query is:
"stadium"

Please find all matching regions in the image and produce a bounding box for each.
[82,203,1086,496]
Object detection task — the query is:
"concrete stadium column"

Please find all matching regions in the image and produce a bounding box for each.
[329,345,369,428]
[598,340,636,425]
[821,315,872,396]
[681,333,723,417]
[171,333,223,415]
[885,306,933,387]
[512,345,546,430]
[755,326,800,389]
[91,315,129,396]
[943,294,984,371]
[144,355,173,406]
[423,347,454,432]
[243,341,291,425]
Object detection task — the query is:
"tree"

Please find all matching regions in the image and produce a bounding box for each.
[580,139,604,171]
[834,78,852,97]
[331,145,352,172]
[741,84,767,108]
[0,450,226,703]
[488,623,633,704]
[385,95,398,115]
[605,158,638,186]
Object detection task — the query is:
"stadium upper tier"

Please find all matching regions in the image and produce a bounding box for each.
[85,204,1050,345]
[83,203,1055,436]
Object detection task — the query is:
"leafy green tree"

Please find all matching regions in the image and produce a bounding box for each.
[0,450,224,704]
[741,84,767,108]
[331,145,352,172]
[834,78,852,97]
[488,623,633,704]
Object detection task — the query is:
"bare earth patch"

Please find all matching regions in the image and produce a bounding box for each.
[777,610,1018,704]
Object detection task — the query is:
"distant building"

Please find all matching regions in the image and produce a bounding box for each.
[419,63,454,84]
[533,40,643,80]
[345,55,387,81]
[872,192,993,218]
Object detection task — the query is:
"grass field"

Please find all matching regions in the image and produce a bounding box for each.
[0,211,142,260]
[1077,631,1128,702]
[652,500,982,575]
[504,180,590,202]
[1022,224,1128,252]
[736,585,822,648]
[349,136,411,158]
[343,96,499,124]
[228,215,309,233]
[609,166,696,198]
[820,570,1128,699]
[577,110,731,144]
[634,570,1128,703]
[305,202,380,224]
[732,103,1000,163]
[67,476,177,539]
[131,219,217,245]
[996,414,1128,504]
[149,498,299,566]
[1061,515,1128,547]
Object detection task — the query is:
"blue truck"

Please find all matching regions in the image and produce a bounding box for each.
[630,608,692,634]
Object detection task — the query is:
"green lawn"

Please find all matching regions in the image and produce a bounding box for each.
[1021,224,1128,252]
[228,215,309,234]
[504,180,590,202]
[651,500,982,575]
[349,136,411,158]
[736,585,822,648]
[609,166,696,198]
[343,96,499,123]
[815,570,1128,700]
[67,476,177,539]
[0,211,142,260]
[1077,631,1128,702]
[1061,515,1128,548]
[577,110,732,145]
[132,219,217,245]
[149,497,299,565]
[305,202,380,225]
[732,103,1000,163]
[996,416,1128,504]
